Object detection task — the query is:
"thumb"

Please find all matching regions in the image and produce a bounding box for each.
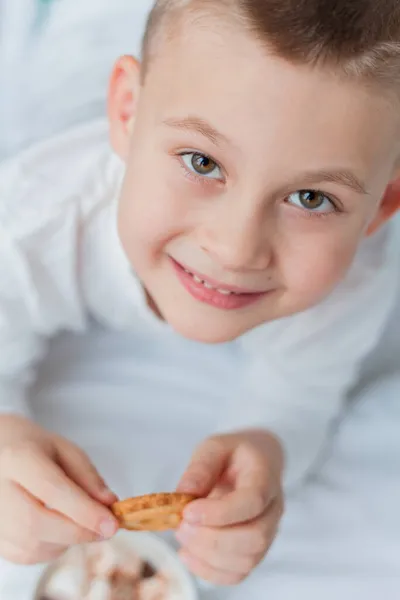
[54,437,118,505]
[177,437,231,497]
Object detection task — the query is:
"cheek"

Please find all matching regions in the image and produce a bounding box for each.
[117,159,192,266]
[280,228,360,307]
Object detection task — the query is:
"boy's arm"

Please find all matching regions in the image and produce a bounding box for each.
[217,225,399,491]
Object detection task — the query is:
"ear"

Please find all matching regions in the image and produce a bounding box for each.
[108,55,141,161]
[367,175,400,236]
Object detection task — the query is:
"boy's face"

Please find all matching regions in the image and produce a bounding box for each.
[110,21,400,343]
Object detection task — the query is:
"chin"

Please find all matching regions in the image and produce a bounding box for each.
[164,312,249,345]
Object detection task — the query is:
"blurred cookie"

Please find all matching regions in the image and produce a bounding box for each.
[111,493,196,531]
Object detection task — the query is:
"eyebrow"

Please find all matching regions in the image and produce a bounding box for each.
[163,117,369,195]
[298,169,369,195]
[162,116,232,147]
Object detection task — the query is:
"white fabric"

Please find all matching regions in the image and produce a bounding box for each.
[1,316,400,600]
[0,119,398,491]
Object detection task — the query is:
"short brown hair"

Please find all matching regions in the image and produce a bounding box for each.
[141,0,400,89]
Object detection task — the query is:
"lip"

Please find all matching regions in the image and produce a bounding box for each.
[170,257,269,311]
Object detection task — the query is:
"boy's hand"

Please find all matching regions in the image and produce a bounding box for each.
[176,430,284,586]
[0,415,118,565]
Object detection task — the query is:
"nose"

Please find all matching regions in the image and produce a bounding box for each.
[198,205,272,272]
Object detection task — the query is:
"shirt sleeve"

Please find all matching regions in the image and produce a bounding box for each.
[216,224,400,492]
[0,123,127,420]
[0,147,89,418]
[0,227,48,417]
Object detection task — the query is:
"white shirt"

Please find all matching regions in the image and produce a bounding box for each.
[0,119,398,490]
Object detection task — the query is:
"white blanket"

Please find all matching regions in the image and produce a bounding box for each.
[1,2,400,598]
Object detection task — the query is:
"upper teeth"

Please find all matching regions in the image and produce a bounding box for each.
[185,270,236,295]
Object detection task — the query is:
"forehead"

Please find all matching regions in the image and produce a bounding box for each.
[143,18,399,177]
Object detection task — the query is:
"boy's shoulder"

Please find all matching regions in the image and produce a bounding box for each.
[0,118,123,238]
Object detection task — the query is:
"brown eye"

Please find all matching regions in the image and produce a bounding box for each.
[191,153,217,175]
[287,190,335,214]
[181,152,222,179]
[299,191,325,209]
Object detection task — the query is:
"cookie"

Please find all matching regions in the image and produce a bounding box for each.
[111,493,196,532]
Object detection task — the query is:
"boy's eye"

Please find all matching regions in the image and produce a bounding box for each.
[181,152,222,179]
[287,190,336,213]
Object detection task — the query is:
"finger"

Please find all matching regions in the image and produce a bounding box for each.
[55,437,117,505]
[232,442,281,501]
[177,438,230,497]
[0,481,98,550]
[180,539,257,574]
[2,445,118,539]
[183,486,269,527]
[177,529,263,574]
[14,483,99,546]
[179,549,248,586]
[177,506,280,557]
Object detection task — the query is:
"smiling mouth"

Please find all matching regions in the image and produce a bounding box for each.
[181,268,246,296]
[170,257,267,295]
[170,258,269,311]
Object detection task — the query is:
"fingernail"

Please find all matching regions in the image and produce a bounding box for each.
[176,523,197,544]
[102,488,118,502]
[99,517,117,539]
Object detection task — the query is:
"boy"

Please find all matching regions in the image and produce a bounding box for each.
[0,0,399,586]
